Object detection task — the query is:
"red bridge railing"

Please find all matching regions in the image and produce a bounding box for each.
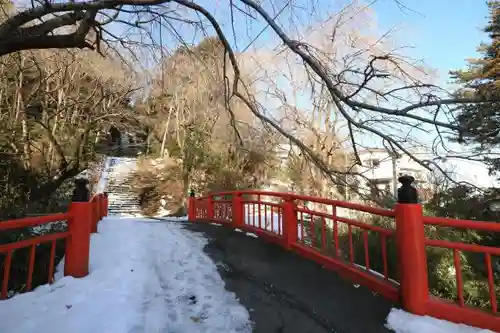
[188,190,500,332]
[0,192,108,299]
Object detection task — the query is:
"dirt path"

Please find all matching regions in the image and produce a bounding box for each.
[183,222,397,333]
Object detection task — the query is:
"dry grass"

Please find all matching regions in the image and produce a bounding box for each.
[128,158,185,216]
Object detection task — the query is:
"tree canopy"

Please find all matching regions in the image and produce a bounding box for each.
[0,0,498,188]
[451,1,500,174]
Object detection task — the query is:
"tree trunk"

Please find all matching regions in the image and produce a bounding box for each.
[160,107,172,158]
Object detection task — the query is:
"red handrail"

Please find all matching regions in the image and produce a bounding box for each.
[0,213,72,231]
[0,193,108,300]
[188,190,500,332]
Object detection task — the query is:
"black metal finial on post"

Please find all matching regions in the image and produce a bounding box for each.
[72,178,90,202]
[189,189,195,197]
[397,175,418,204]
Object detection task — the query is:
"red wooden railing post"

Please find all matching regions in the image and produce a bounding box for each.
[395,175,428,315]
[232,192,244,227]
[188,189,196,221]
[65,180,92,278]
[91,196,99,233]
[103,192,109,217]
[282,195,298,249]
[96,194,101,219]
[207,195,215,220]
[98,194,104,219]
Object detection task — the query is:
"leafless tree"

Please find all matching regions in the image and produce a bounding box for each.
[0,47,136,207]
[1,0,494,195]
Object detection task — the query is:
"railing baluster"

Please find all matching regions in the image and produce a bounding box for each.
[308,213,315,247]
[48,240,57,284]
[321,217,326,251]
[300,211,305,244]
[381,234,389,280]
[363,230,370,271]
[1,251,13,300]
[253,202,256,227]
[26,245,36,291]
[333,220,339,257]
[264,204,269,231]
[453,249,465,307]
[485,253,497,314]
[278,206,282,235]
[258,195,262,229]
[348,224,354,263]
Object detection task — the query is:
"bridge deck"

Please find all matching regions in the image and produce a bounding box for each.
[184,221,396,333]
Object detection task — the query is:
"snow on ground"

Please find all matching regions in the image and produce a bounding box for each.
[243,206,351,239]
[354,263,400,286]
[155,199,172,217]
[160,216,189,221]
[385,308,494,333]
[0,216,251,333]
[95,157,112,193]
[106,157,138,186]
[244,208,304,239]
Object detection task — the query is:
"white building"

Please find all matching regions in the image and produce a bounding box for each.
[268,143,496,204]
[273,144,430,196]
[356,148,432,199]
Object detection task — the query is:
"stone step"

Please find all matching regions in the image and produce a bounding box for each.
[108,197,139,201]
[108,206,140,209]
[108,211,141,214]
[109,202,140,206]
[108,192,136,195]
[108,204,140,208]
[107,192,136,195]
[108,198,137,201]
[100,158,142,215]
[108,197,138,201]
[106,188,134,193]
[108,198,140,201]
[108,209,142,213]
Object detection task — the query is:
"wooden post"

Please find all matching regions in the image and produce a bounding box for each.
[99,194,104,219]
[396,175,428,315]
[188,189,196,221]
[232,192,244,227]
[64,179,92,278]
[282,195,298,249]
[207,195,215,220]
[91,196,99,233]
[103,193,109,217]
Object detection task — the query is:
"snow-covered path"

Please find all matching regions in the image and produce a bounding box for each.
[0,217,252,333]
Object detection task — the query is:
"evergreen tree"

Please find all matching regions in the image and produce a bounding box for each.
[451,1,500,171]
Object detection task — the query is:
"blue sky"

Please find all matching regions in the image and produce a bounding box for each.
[371,0,489,81]
[232,0,489,77]
[370,0,492,184]
[145,0,489,79]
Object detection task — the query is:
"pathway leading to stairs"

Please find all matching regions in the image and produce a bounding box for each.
[99,158,395,332]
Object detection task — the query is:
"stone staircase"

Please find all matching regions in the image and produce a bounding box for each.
[105,157,142,216]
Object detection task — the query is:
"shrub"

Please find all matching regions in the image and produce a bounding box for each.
[128,158,185,217]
